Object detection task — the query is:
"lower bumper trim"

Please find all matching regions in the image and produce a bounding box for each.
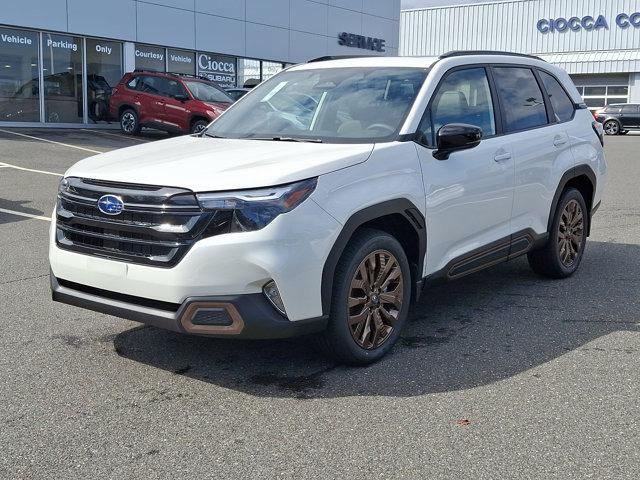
[51,274,328,339]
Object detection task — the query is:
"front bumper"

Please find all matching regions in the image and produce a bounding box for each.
[51,275,327,339]
[49,196,342,321]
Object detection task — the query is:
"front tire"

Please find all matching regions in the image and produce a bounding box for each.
[314,229,412,366]
[190,119,209,135]
[120,109,141,135]
[527,188,588,279]
[603,120,620,135]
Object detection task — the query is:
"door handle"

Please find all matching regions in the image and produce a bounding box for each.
[553,136,568,147]
[494,152,512,162]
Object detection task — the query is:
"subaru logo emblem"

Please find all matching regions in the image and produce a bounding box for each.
[97,195,124,215]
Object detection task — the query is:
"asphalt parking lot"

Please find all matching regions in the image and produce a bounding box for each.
[0,128,638,479]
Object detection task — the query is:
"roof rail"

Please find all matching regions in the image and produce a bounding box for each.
[132,69,212,81]
[439,50,545,62]
[307,55,375,63]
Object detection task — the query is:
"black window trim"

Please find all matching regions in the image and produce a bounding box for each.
[535,67,578,124]
[408,62,583,149]
[490,64,551,135]
[413,64,502,148]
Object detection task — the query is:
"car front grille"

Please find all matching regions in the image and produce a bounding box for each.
[55,177,217,267]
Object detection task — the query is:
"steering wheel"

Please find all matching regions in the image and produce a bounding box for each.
[366,123,395,134]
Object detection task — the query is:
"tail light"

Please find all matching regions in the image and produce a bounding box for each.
[592,121,604,147]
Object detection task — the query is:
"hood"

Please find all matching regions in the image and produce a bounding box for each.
[65,135,374,192]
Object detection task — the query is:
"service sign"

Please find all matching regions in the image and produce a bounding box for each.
[197,53,236,89]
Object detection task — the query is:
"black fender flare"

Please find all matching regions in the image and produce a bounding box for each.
[547,164,597,234]
[320,199,426,315]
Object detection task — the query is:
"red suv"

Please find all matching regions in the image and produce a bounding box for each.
[110,71,234,135]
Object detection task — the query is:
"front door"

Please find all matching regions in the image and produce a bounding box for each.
[620,104,640,128]
[162,78,191,132]
[414,66,515,276]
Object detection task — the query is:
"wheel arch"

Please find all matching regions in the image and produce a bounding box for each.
[548,164,597,236]
[189,114,210,130]
[320,199,426,316]
[603,117,622,130]
[118,104,138,118]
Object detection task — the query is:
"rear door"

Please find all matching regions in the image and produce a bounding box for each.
[620,104,640,128]
[495,66,576,236]
[137,76,167,125]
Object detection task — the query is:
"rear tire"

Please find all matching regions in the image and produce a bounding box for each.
[314,229,412,366]
[527,188,588,279]
[120,109,141,135]
[603,120,620,135]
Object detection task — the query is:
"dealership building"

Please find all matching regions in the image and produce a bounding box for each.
[400,0,640,110]
[0,0,400,127]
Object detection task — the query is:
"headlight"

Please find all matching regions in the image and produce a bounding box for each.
[58,177,69,194]
[196,178,317,232]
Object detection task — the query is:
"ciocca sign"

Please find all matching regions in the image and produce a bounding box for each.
[537,11,640,33]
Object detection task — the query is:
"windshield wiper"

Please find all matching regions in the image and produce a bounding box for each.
[202,132,226,139]
[242,136,323,143]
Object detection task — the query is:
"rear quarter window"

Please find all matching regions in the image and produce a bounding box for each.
[492,67,548,132]
[539,71,575,122]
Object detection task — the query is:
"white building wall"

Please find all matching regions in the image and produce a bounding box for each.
[1,0,401,63]
[400,0,640,74]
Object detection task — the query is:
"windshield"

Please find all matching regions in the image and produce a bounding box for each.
[184,81,233,103]
[205,67,428,143]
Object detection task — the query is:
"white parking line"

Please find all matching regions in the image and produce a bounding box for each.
[0,207,51,222]
[81,129,150,143]
[0,128,104,154]
[0,162,62,177]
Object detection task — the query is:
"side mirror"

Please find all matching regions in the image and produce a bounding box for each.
[174,93,189,102]
[434,123,483,160]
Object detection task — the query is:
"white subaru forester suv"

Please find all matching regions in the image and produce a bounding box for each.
[50,52,606,365]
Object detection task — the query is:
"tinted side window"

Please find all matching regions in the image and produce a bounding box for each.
[539,71,575,122]
[492,67,548,132]
[138,76,161,95]
[418,67,496,146]
[126,77,139,90]
[621,105,639,114]
[164,79,188,98]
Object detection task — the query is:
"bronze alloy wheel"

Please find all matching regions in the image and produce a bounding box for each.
[558,199,584,267]
[348,249,404,350]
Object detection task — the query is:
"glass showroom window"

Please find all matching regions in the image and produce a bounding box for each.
[0,26,40,122]
[135,44,165,72]
[86,39,122,123]
[577,85,629,110]
[168,49,195,75]
[42,33,83,123]
[262,61,284,81]
[237,58,260,88]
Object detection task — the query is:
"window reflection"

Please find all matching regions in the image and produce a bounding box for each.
[0,27,40,122]
[86,39,122,123]
[42,33,83,123]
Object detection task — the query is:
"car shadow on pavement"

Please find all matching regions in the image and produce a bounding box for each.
[113,241,639,399]
[0,198,46,225]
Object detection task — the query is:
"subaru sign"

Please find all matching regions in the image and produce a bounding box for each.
[538,11,640,33]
